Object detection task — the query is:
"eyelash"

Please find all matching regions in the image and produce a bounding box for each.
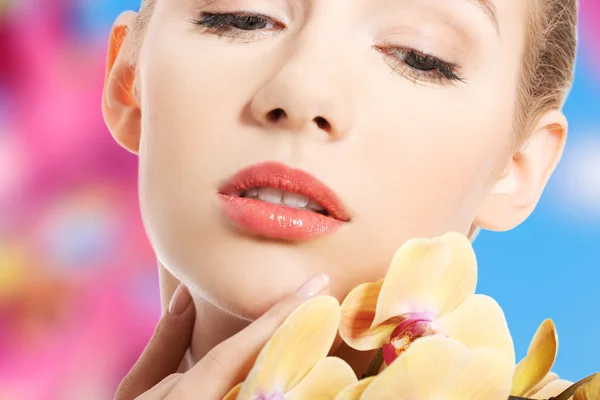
[192,12,283,41]
[192,12,465,85]
[376,46,464,84]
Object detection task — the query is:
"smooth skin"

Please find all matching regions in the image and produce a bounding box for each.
[115,276,329,400]
[103,0,568,398]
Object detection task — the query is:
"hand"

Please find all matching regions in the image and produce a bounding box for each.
[115,274,330,400]
[115,283,196,400]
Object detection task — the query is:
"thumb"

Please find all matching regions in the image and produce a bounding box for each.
[115,284,196,400]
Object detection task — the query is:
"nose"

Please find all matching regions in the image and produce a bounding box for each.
[249,41,353,139]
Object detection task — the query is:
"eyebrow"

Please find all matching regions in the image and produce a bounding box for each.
[468,0,500,34]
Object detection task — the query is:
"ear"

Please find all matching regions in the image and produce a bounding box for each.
[475,110,568,231]
[102,11,141,154]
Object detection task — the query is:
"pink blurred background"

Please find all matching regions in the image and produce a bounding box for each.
[0,1,598,399]
[1,1,158,399]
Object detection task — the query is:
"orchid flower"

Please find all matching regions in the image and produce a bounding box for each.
[508,318,600,400]
[573,373,600,400]
[510,319,600,400]
[510,319,574,398]
[525,372,600,400]
[224,296,357,400]
[339,232,515,368]
[336,336,514,400]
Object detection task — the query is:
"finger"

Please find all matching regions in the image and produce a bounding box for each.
[135,374,182,400]
[115,284,196,400]
[168,274,330,400]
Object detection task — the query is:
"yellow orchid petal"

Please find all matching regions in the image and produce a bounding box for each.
[360,336,467,399]
[530,379,573,399]
[444,347,514,400]
[430,232,479,316]
[339,280,398,350]
[511,319,558,396]
[525,372,559,396]
[334,377,375,400]
[223,383,242,400]
[574,373,600,400]
[360,336,513,400]
[285,357,357,400]
[373,232,477,328]
[372,237,451,327]
[237,296,341,400]
[436,294,515,363]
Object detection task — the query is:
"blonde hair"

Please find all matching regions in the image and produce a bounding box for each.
[515,0,578,144]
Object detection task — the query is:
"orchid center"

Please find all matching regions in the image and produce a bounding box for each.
[382,312,437,365]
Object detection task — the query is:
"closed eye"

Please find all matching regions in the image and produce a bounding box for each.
[376,46,465,85]
[192,12,285,41]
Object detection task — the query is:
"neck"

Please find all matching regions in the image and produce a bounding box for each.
[157,262,378,378]
[189,295,250,361]
[188,292,378,378]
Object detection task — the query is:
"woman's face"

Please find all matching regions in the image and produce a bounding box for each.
[134,0,527,318]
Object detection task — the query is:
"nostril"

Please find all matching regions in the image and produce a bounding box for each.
[314,116,331,132]
[267,108,286,122]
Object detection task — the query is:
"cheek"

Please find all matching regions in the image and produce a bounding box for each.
[343,81,514,241]
[136,31,267,216]
[135,36,241,280]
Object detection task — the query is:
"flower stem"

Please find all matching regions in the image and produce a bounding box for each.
[362,348,384,379]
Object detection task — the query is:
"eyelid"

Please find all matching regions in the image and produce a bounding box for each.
[366,8,476,56]
[200,12,285,29]
[375,38,461,68]
[373,20,472,63]
[374,45,465,85]
[192,0,293,26]
[191,11,289,44]
[375,44,458,69]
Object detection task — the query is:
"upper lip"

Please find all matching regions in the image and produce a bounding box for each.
[218,161,351,222]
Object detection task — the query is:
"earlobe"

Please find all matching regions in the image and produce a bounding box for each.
[475,110,568,232]
[102,11,141,154]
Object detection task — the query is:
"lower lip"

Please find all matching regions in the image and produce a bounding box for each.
[218,194,344,241]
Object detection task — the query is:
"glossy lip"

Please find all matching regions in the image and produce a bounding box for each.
[217,161,350,241]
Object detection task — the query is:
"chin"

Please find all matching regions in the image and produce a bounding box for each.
[166,237,317,320]
[147,203,343,320]
[205,269,307,321]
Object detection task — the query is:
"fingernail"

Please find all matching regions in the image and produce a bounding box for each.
[295,274,329,297]
[169,284,192,315]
